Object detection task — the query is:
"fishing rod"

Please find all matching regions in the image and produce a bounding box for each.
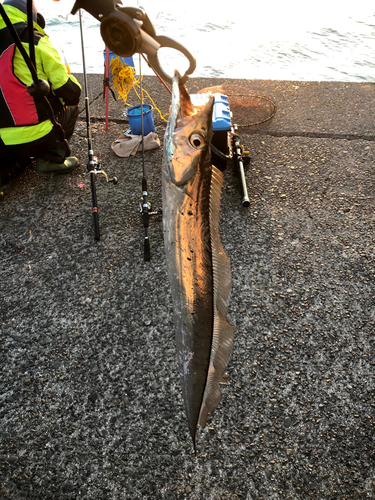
[211,125,250,207]
[232,129,250,207]
[139,55,151,261]
[79,9,117,241]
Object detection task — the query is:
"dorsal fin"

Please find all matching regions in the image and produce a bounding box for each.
[198,166,235,428]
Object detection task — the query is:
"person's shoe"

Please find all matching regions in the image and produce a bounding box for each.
[36,156,80,176]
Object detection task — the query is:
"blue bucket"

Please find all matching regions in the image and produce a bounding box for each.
[127,104,156,136]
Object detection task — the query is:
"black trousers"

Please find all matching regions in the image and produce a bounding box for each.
[0,104,79,176]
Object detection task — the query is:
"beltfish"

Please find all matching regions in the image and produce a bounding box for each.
[162,70,235,450]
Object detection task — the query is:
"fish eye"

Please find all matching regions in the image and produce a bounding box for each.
[189,133,205,149]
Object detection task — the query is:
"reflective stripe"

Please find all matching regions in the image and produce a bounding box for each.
[0,120,53,145]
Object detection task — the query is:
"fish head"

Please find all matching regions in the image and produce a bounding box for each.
[164,70,214,187]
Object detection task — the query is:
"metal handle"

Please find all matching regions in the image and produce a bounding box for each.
[146,35,196,84]
[233,136,250,207]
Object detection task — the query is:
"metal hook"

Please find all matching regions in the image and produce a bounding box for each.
[146,35,196,84]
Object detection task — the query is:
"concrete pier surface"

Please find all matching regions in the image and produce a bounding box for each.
[0,75,374,500]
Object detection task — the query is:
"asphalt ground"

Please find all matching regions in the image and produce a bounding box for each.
[0,75,374,500]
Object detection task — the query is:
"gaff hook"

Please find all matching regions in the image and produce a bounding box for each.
[71,1,196,84]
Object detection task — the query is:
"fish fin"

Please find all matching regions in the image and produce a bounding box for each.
[198,166,235,429]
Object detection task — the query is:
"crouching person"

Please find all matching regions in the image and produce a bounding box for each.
[0,0,81,185]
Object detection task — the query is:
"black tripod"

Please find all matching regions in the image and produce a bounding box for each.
[79,9,117,240]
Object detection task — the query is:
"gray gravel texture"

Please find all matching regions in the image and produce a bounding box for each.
[0,75,374,500]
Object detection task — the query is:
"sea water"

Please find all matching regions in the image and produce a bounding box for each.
[42,0,374,82]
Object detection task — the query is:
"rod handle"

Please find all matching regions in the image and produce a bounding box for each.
[144,237,151,261]
[93,210,100,240]
[90,171,100,240]
[233,135,250,207]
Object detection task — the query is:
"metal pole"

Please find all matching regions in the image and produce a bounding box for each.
[139,56,151,261]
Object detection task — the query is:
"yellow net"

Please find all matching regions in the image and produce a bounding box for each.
[109,56,168,122]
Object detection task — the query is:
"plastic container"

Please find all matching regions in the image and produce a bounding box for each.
[127,104,156,136]
[190,93,232,131]
[212,94,231,131]
[103,49,134,83]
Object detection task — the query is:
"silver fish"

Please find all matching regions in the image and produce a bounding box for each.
[162,70,235,450]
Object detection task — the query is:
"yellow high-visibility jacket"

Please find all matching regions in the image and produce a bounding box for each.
[0,5,81,146]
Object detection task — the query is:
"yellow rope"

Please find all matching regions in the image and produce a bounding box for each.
[110,56,136,104]
[110,56,168,122]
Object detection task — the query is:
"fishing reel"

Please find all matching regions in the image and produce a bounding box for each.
[88,155,118,185]
[71,0,196,84]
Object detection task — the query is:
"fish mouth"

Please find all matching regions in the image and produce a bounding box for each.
[170,70,212,132]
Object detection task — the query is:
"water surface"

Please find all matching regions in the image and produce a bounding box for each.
[42,0,375,81]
